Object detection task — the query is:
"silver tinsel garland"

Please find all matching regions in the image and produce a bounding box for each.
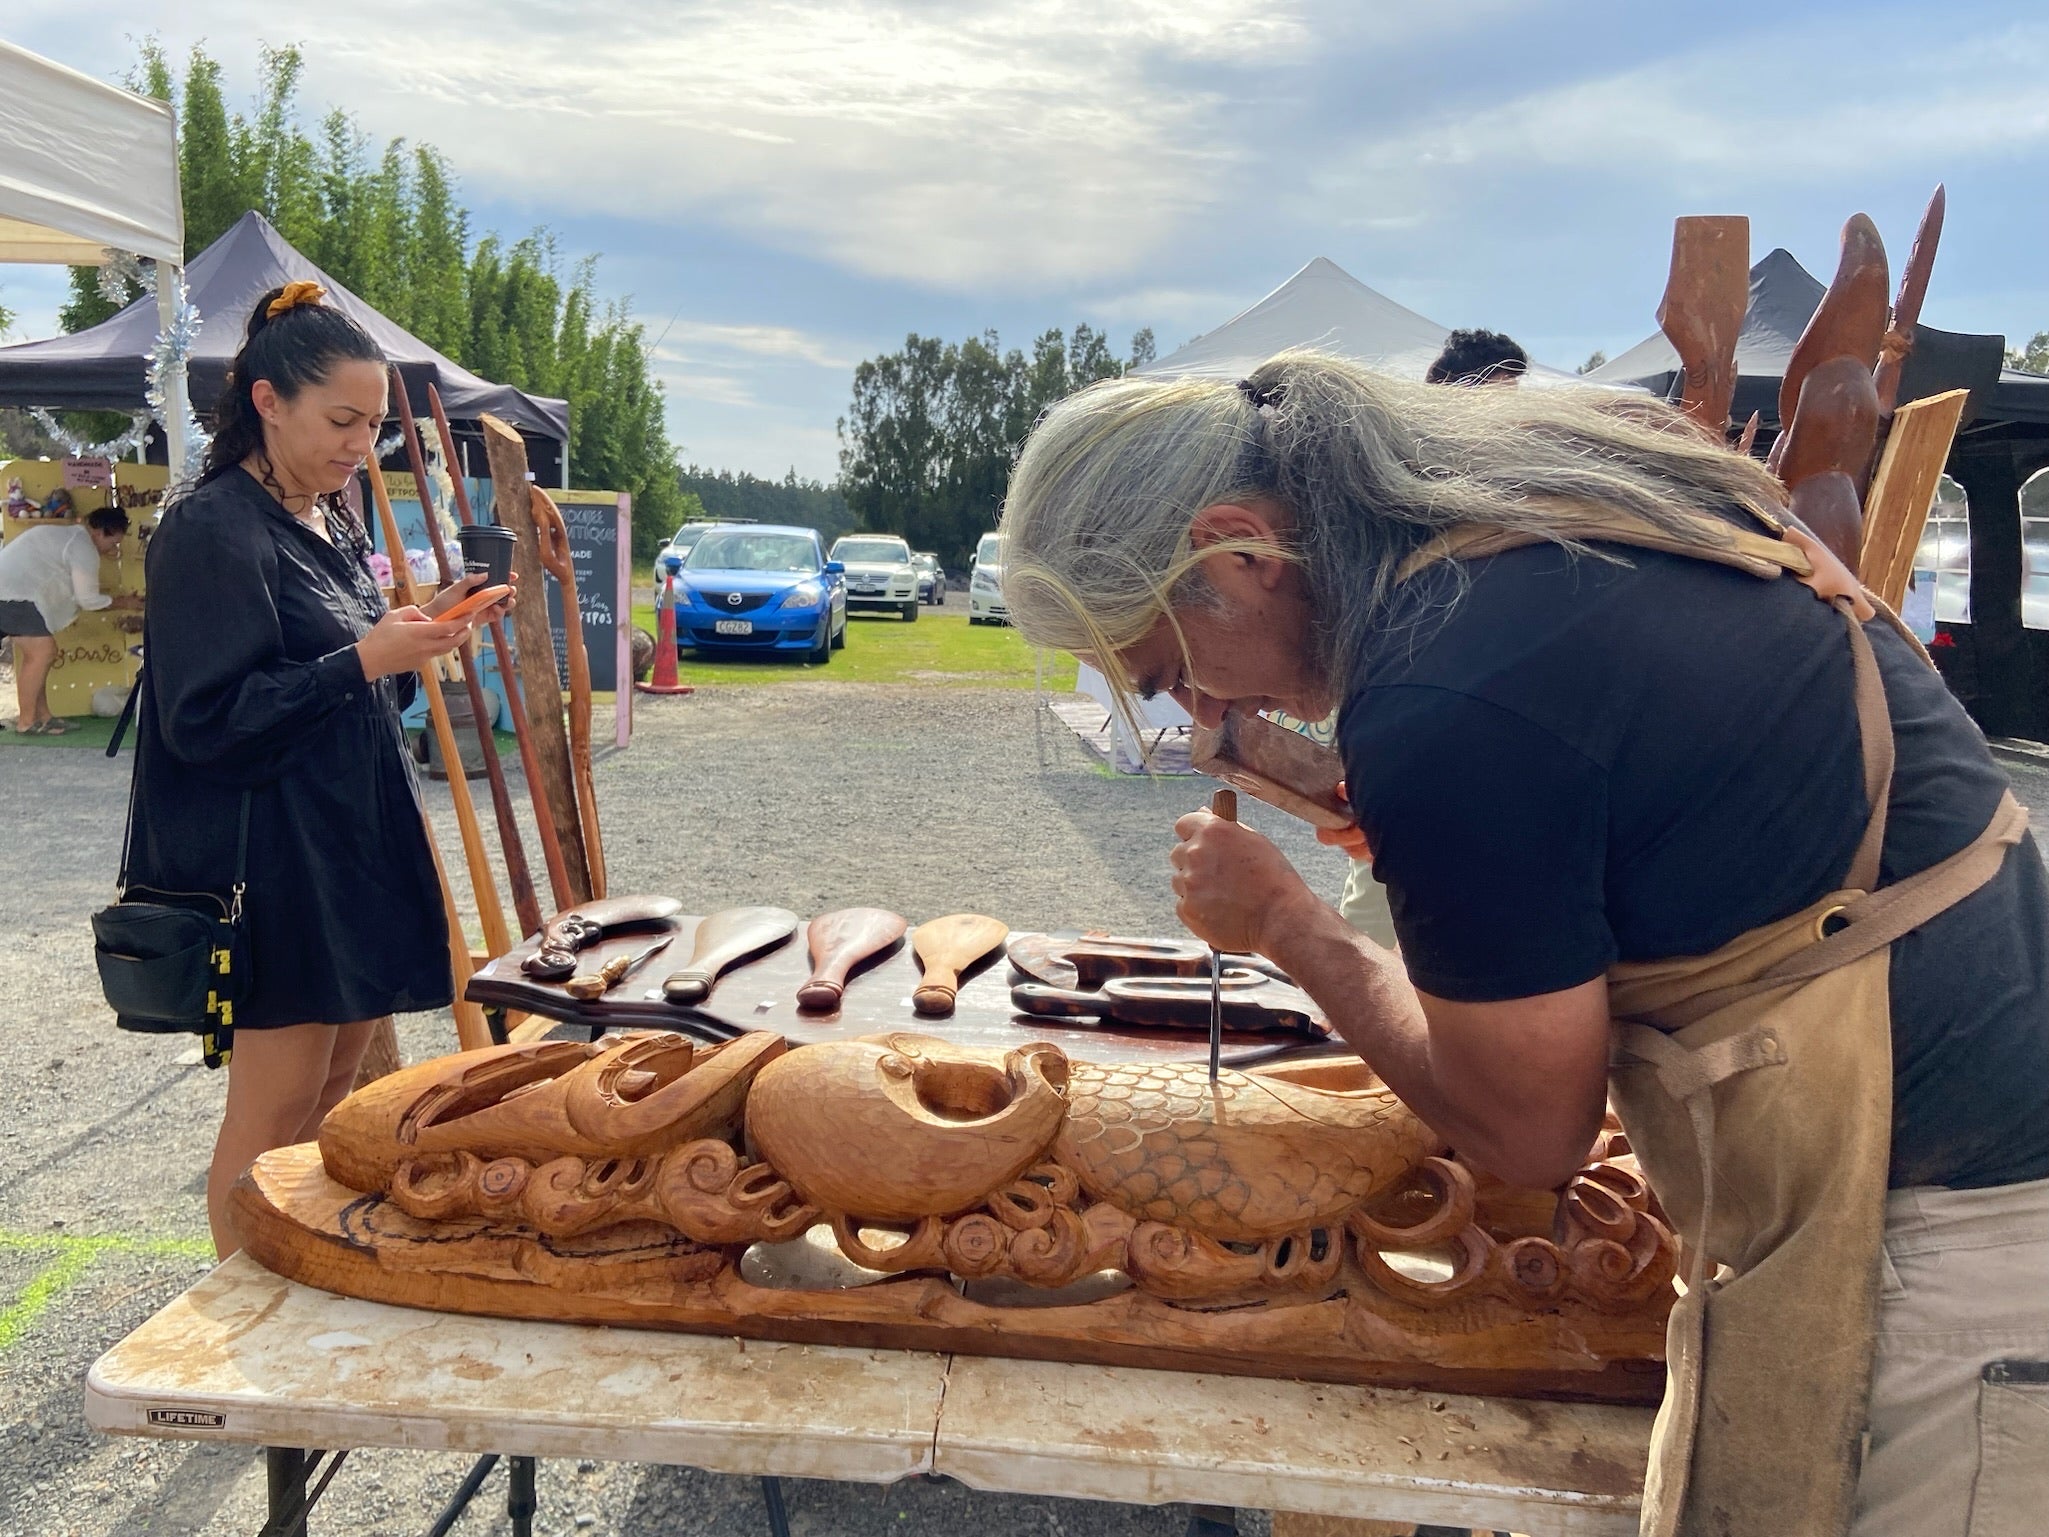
[28,408,153,460]
[143,268,210,492]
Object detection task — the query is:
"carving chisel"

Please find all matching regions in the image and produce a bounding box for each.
[565,936,673,1000]
[1208,788,1238,1082]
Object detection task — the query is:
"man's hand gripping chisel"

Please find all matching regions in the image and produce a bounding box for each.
[1208,788,1237,1083]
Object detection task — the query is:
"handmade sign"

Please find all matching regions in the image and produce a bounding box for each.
[234,1030,1677,1402]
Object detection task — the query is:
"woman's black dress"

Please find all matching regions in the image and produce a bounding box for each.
[122,467,453,1029]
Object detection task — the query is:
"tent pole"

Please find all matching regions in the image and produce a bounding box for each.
[154,261,191,482]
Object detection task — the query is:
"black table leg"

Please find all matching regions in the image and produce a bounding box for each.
[508,1455,538,1537]
[265,1447,308,1536]
[760,1475,792,1537]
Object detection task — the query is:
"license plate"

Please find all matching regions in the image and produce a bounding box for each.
[854,586,881,595]
[714,619,753,635]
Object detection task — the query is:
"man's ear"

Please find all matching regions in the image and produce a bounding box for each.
[1190,502,1289,590]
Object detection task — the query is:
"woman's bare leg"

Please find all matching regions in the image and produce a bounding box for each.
[207,1022,345,1259]
[12,635,55,727]
[293,1017,380,1143]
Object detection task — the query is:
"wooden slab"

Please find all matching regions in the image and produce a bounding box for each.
[85,1253,946,1481]
[471,917,1321,1067]
[1859,388,1968,609]
[934,1354,1648,1534]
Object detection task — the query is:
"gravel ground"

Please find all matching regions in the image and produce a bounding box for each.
[0,679,1338,1537]
[9,665,2049,1537]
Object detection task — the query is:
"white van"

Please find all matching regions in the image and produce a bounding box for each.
[967,531,1007,625]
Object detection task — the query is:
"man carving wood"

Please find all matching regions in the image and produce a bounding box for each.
[998,350,2049,1536]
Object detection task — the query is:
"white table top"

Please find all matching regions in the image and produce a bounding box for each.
[88,1256,1653,1534]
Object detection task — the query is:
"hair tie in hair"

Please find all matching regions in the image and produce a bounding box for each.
[266,280,328,318]
[1234,377,1283,417]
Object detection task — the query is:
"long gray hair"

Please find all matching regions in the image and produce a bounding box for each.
[1000,349,1788,701]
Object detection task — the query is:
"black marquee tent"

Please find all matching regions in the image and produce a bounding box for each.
[0,210,570,483]
[1591,248,2049,739]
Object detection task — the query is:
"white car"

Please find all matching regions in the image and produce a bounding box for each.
[830,534,920,621]
[967,531,1007,625]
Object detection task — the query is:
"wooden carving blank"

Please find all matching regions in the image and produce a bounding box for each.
[911,914,1009,1015]
[1859,389,1969,610]
[661,906,799,1005]
[1657,215,1749,434]
[1776,214,1889,438]
[799,908,908,1012]
[1191,708,1350,830]
[235,1032,1678,1403]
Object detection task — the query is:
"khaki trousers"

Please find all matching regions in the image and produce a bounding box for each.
[1853,1174,2049,1536]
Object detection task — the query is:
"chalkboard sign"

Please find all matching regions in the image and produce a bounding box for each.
[541,495,622,692]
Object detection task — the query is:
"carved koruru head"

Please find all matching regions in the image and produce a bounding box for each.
[744,1034,1071,1222]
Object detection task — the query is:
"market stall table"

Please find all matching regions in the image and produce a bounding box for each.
[87,1255,1654,1536]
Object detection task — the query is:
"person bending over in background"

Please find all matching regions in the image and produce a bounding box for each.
[0,506,140,734]
[1423,327,1528,387]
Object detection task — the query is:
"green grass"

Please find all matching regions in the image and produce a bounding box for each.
[0,713,127,749]
[631,602,1078,689]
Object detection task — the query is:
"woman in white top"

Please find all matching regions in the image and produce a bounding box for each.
[0,506,139,734]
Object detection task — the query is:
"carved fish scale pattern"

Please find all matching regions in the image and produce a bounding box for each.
[1056,1061,1425,1242]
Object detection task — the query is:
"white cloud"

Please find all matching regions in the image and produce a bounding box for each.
[657,322,856,371]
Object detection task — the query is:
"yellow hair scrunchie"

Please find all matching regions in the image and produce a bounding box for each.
[266,280,328,318]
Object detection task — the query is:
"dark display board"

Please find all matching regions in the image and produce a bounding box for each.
[541,497,620,692]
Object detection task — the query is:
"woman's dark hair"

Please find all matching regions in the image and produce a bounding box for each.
[85,506,131,536]
[191,285,386,534]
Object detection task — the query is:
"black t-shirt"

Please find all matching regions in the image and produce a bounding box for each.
[1339,539,2049,1190]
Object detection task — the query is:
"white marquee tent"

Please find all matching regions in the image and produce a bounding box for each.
[0,40,189,473]
[1139,256,1575,384]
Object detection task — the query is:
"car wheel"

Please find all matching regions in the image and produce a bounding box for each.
[831,618,846,649]
[809,621,831,664]
[902,600,918,622]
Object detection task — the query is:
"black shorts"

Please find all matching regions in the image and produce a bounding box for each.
[0,601,50,637]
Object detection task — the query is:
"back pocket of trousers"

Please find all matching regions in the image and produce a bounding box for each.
[1967,1360,2049,1537]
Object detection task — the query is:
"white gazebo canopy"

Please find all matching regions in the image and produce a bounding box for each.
[0,39,188,471]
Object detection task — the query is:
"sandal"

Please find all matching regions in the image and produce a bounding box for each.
[21,718,70,736]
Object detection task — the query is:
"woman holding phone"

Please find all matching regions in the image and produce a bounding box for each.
[124,282,510,1256]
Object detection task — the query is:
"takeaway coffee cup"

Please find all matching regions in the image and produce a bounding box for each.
[457,522,515,587]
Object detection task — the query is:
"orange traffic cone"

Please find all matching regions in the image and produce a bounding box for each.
[635,572,694,696]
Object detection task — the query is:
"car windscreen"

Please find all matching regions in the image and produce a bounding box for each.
[976,535,1002,566]
[834,539,911,564]
[685,532,819,573]
[671,527,708,552]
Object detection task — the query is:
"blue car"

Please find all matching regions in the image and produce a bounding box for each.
[665,524,846,663]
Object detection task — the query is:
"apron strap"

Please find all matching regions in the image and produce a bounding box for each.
[1842,599,1896,894]
[1612,1020,1790,1289]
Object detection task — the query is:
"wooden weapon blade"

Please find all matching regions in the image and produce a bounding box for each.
[1872,184,1947,426]
[481,414,591,906]
[1860,388,1968,608]
[1656,215,1749,434]
[392,370,541,940]
[427,385,575,915]
[531,485,606,900]
[1775,213,1890,445]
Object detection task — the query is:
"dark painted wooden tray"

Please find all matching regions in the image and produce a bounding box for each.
[468,917,1334,1068]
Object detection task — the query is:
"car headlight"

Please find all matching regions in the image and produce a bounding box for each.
[973,569,998,591]
[778,582,824,610]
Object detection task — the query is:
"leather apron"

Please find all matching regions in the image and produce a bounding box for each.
[1400,508,2029,1537]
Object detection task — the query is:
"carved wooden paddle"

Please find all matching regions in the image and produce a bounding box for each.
[1772,214,1889,463]
[911,913,1010,1016]
[661,906,800,1005]
[796,907,908,1012]
[1657,215,1750,435]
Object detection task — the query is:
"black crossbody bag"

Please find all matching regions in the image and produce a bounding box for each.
[91,676,250,1068]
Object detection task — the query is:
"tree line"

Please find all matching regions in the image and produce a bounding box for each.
[836,324,1154,568]
[42,42,686,554]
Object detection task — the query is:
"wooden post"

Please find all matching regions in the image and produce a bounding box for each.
[1860,389,1969,610]
[364,463,501,1051]
[481,414,591,905]
[531,485,606,898]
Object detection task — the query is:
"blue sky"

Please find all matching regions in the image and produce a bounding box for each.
[4,1,2045,481]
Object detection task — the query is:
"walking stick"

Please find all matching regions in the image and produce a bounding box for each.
[391,371,542,939]
[366,457,515,974]
[427,385,575,914]
[532,485,607,899]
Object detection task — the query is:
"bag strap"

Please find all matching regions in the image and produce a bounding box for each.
[110,662,251,914]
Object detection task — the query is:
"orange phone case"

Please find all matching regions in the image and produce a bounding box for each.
[436,584,512,623]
